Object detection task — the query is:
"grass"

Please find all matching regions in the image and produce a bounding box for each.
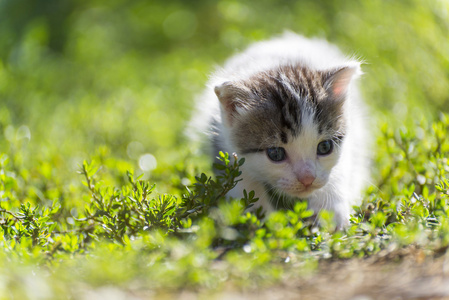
[1,0,449,299]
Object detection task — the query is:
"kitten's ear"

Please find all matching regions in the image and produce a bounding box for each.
[324,65,360,101]
[214,81,253,124]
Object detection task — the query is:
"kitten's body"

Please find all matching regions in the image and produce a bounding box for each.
[194,33,369,228]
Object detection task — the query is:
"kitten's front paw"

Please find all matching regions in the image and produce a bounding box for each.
[333,211,350,230]
[314,209,349,230]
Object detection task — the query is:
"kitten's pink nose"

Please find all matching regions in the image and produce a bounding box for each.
[298,175,315,187]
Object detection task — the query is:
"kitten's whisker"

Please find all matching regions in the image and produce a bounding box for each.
[265,185,282,210]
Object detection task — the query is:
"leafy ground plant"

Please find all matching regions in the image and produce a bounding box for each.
[1,115,449,299]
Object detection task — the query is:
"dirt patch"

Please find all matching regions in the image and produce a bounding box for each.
[247,247,449,300]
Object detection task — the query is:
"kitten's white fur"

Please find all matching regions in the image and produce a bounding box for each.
[191,32,369,228]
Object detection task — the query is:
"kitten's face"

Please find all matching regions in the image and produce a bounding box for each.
[215,64,357,203]
[242,112,342,199]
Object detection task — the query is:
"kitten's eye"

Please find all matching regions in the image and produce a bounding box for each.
[266,147,286,162]
[317,140,333,156]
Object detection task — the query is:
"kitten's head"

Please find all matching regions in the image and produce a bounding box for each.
[214,64,359,204]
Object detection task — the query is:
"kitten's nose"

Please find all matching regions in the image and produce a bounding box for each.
[298,175,315,187]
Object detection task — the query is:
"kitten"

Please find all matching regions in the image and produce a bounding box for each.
[193,32,369,228]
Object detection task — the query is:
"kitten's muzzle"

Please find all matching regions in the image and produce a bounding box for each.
[293,161,316,188]
[297,174,315,188]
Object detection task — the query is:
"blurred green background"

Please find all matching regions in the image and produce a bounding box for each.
[0,0,448,197]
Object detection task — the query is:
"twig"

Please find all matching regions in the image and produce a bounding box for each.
[0,208,24,220]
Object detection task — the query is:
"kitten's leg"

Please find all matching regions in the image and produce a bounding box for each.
[307,191,350,229]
